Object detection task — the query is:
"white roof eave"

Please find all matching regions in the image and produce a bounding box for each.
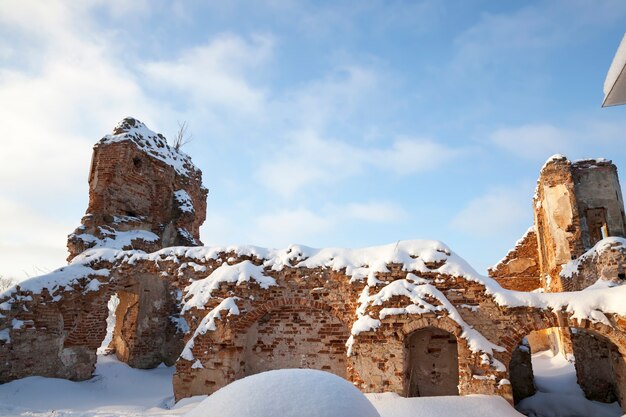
[603,34,626,107]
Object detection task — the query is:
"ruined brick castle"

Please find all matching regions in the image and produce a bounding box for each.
[1,118,626,410]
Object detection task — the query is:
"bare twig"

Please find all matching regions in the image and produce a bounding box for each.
[173,121,193,151]
[0,275,16,292]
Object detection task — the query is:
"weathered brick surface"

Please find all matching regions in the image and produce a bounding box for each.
[3,129,626,415]
[563,242,626,290]
[494,157,626,293]
[3,231,626,411]
[67,117,207,260]
[534,157,626,291]
[489,229,541,291]
[572,329,620,403]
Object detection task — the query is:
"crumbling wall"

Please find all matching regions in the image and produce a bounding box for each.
[571,160,626,249]
[561,238,626,291]
[572,329,620,403]
[489,228,541,291]
[242,304,349,377]
[172,264,359,399]
[3,241,626,413]
[108,272,184,368]
[509,339,535,404]
[532,156,626,292]
[533,156,583,291]
[0,263,186,383]
[67,117,207,260]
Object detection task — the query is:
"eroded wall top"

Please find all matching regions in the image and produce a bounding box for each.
[67,117,208,260]
[492,154,626,292]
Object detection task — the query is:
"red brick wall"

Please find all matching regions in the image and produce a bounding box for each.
[242,304,349,377]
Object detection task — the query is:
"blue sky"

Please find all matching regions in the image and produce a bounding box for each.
[1,0,626,279]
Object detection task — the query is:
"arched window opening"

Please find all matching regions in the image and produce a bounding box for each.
[132,156,143,170]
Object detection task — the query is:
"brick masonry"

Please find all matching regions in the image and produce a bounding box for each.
[1,126,626,413]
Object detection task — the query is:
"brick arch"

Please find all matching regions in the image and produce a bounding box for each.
[502,309,626,357]
[400,316,463,339]
[505,310,626,411]
[234,297,351,333]
[63,271,184,370]
[398,316,470,397]
[233,297,352,380]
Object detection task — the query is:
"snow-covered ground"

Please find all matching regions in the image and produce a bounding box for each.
[516,350,622,417]
[367,393,522,417]
[0,355,524,417]
[0,355,204,417]
[187,368,381,417]
[1,351,621,417]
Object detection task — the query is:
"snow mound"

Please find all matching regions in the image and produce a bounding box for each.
[184,369,380,417]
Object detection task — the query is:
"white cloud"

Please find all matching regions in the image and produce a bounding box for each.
[449,186,532,238]
[278,65,380,129]
[255,208,333,246]
[490,124,571,160]
[339,202,406,223]
[142,34,274,113]
[252,201,406,247]
[452,0,626,73]
[374,137,461,175]
[257,129,463,196]
[0,198,72,280]
[490,119,626,163]
[0,1,165,278]
[0,1,165,199]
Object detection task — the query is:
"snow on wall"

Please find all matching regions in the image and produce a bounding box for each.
[162,239,626,371]
[344,273,505,368]
[99,118,196,177]
[174,190,195,214]
[180,297,240,361]
[560,237,626,279]
[4,238,626,367]
[540,154,568,173]
[181,261,276,313]
[0,263,110,301]
[70,228,160,251]
[177,227,198,245]
[6,238,626,326]
[7,238,626,321]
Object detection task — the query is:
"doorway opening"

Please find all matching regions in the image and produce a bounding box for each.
[405,327,459,397]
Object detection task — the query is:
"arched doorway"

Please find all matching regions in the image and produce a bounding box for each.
[405,327,459,397]
[509,327,624,416]
[65,273,183,370]
[242,302,350,378]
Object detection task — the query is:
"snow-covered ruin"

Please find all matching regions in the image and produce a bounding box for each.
[1,118,626,412]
